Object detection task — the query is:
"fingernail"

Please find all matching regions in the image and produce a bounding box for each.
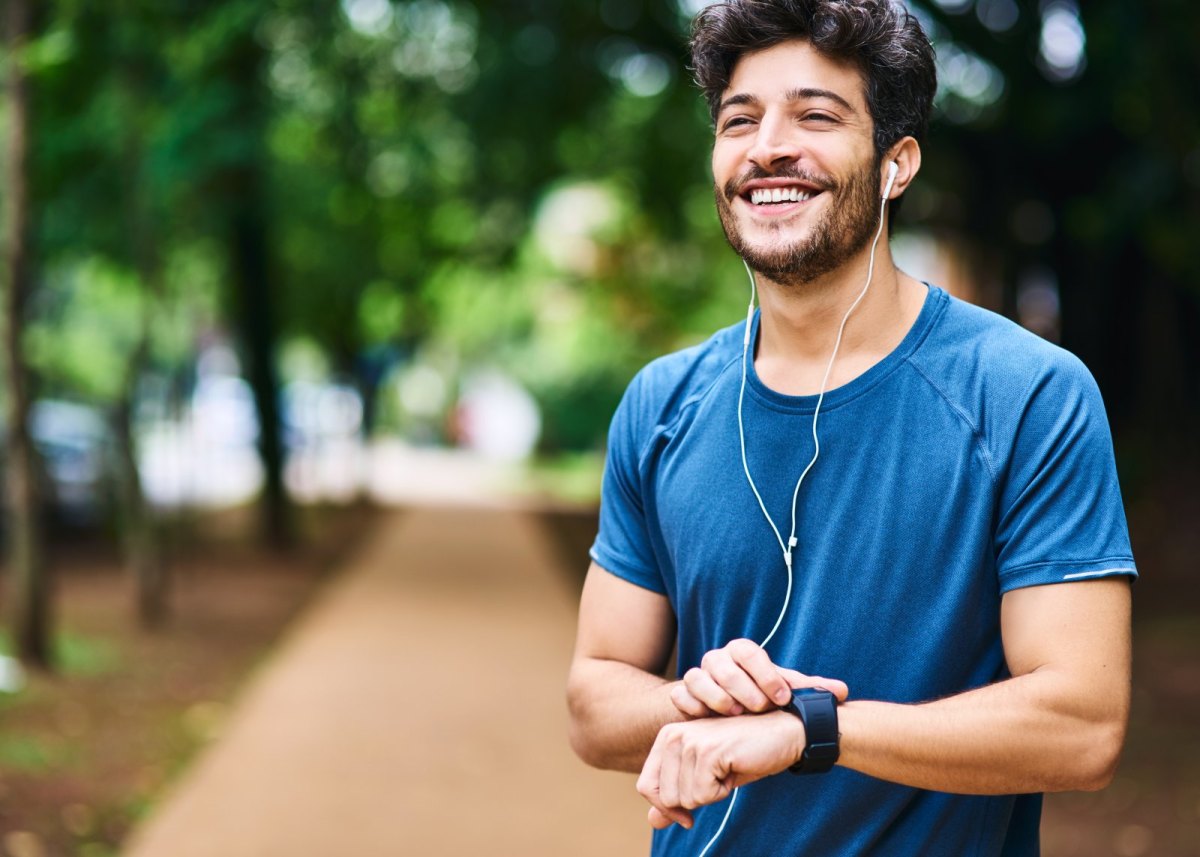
[730,703,744,715]
[775,687,791,705]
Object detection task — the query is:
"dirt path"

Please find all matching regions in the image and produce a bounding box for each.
[121,506,649,856]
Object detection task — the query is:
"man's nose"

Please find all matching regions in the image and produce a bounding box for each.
[746,113,800,171]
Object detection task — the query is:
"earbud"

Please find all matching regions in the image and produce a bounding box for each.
[883,160,899,200]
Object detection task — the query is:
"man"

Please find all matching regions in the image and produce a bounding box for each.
[567,1,1136,855]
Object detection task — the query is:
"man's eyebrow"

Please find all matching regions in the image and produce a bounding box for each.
[717,87,858,116]
[784,87,857,113]
[717,92,760,115]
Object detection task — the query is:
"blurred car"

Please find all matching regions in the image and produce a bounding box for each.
[281,380,363,450]
[0,399,118,528]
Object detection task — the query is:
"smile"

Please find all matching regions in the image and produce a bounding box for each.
[747,187,818,205]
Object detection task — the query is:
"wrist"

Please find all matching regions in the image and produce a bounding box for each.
[774,709,809,769]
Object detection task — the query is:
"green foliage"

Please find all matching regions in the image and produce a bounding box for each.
[10,0,1197,458]
[54,631,121,677]
[26,258,145,401]
[0,629,120,678]
[0,734,67,772]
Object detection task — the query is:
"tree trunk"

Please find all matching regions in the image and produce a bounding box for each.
[118,69,170,628]
[222,20,290,549]
[3,0,51,669]
[230,184,290,548]
[112,336,167,628]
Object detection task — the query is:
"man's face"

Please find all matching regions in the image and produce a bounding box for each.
[711,40,882,286]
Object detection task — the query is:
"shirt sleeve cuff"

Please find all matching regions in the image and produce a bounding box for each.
[998,558,1138,594]
[588,545,667,595]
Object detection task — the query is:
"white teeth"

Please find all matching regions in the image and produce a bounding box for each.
[749,187,816,205]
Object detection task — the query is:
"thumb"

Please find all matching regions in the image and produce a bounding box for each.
[778,668,850,702]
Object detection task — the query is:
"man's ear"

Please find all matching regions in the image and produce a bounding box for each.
[883,137,922,200]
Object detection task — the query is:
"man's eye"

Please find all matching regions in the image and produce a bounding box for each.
[803,113,835,123]
[722,117,754,131]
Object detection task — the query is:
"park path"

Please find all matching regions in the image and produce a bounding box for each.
[121,506,650,857]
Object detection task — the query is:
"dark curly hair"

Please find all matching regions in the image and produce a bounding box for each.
[690,0,937,158]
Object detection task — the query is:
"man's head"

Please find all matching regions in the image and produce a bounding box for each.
[691,0,936,161]
[690,1,936,285]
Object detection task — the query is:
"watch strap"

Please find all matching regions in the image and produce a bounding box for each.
[784,688,840,774]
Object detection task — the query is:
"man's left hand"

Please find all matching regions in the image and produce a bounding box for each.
[670,638,849,718]
[636,710,806,829]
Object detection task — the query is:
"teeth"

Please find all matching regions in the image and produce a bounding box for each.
[749,188,815,205]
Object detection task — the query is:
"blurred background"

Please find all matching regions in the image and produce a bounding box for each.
[0,0,1196,855]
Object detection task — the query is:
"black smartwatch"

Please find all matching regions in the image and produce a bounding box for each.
[783,688,840,774]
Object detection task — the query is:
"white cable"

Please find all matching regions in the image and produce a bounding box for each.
[696,787,737,857]
[696,189,890,856]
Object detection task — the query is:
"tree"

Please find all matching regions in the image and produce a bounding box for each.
[2,0,51,668]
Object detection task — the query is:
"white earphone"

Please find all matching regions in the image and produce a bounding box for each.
[883,159,899,200]
[703,156,900,857]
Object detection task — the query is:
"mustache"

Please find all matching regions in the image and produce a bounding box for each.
[722,165,837,202]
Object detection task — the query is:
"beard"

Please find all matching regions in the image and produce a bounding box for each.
[714,156,882,287]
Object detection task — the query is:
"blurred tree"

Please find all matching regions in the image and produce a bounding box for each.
[204,0,292,546]
[3,0,51,667]
[29,0,179,625]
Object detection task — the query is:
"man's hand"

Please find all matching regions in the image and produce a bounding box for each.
[636,710,806,829]
[670,638,850,718]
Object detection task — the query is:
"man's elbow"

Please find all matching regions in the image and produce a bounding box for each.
[568,718,608,770]
[566,703,601,768]
[566,671,608,769]
[1068,717,1128,792]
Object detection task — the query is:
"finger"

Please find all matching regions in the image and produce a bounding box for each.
[679,735,698,810]
[683,667,745,716]
[727,638,793,707]
[636,737,665,812]
[670,682,718,719]
[657,730,682,812]
[639,732,692,832]
[778,668,850,702]
[648,805,692,830]
[701,649,771,712]
[690,738,733,808]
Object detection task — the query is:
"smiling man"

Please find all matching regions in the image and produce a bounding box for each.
[567,2,1136,855]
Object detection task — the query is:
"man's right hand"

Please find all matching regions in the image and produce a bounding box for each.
[670,638,849,718]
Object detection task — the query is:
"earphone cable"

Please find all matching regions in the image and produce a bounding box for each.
[697,188,891,857]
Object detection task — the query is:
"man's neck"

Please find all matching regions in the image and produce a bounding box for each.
[752,246,926,396]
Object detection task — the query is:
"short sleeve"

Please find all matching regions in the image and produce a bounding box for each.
[994,354,1137,593]
[589,372,668,594]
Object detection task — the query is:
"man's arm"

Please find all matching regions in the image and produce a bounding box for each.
[638,578,1132,827]
[837,577,1131,793]
[566,563,683,773]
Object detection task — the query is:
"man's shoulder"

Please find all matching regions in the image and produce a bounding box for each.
[920,288,1096,395]
[616,321,743,438]
[909,288,1105,465]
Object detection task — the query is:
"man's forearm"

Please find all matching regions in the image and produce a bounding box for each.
[838,667,1128,794]
[567,656,688,773]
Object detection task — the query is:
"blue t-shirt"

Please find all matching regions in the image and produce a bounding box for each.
[590,285,1136,857]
